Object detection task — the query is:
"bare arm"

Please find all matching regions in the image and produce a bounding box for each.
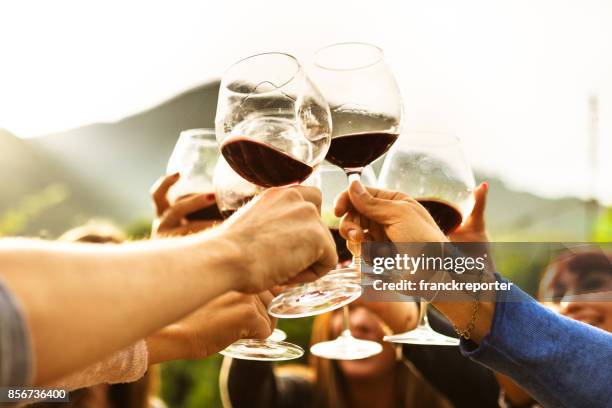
[1,186,336,386]
[0,233,241,385]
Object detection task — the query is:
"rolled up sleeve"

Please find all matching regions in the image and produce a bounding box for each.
[460,276,612,408]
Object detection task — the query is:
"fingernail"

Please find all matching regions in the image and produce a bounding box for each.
[170,172,180,178]
[352,181,365,195]
[205,193,215,200]
[348,229,358,241]
[482,181,489,190]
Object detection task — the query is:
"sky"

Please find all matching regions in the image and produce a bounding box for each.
[0,0,611,204]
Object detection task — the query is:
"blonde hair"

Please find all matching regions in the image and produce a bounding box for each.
[59,221,126,244]
[307,311,451,408]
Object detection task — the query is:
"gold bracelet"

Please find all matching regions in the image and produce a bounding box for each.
[453,299,480,339]
[453,269,483,340]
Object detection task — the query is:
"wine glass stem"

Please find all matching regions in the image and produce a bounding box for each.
[419,300,431,328]
[340,305,352,338]
[346,172,363,268]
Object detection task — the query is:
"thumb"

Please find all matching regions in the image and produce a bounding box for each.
[347,180,393,224]
[466,182,488,231]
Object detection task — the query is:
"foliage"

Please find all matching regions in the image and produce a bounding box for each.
[0,184,68,236]
[158,318,314,408]
[593,207,612,242]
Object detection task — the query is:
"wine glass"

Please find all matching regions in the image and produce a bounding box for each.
[308,164,383,360]
[311,42,402,270]
[313,42,402,177]
[215,52,331,187]
[215,52,335,317]
[266,162,373,319]
[213,157,302,360]
[166,128,223,221]
[378,131,475,346]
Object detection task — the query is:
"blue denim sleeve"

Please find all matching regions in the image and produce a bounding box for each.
[459,277,612,408]
[0,277,32,387]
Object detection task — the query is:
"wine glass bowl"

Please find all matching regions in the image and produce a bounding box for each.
[165,128,222,221]
[213,156,263,218]
[379,131,475,234]
[216,52,331,187]
[313,42,403,175]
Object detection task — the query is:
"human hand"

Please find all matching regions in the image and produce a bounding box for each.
[150,173,218,238]
[335,181,448,244]
[217,186,338,293]
[449,182,490,243]
[146,291,276,363]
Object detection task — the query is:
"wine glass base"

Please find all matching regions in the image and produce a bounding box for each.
[310,335,383,360]
[322,267,360,282]
[383,326,459,346]
[220,339,304,361]
[268,328,287,342]
[268,279,362,318]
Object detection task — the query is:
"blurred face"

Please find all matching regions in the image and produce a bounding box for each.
[329,306,397,379]
[543,269,612,333]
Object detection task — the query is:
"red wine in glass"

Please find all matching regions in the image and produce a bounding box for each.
[416,198,463,235]
[221,137,313,187]
[325,132,399,170]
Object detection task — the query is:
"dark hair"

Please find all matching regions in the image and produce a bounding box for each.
[538,249,612,300]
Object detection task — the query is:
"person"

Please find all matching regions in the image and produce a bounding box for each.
[496,249,612,407]
[0,185,337,387]
[334,180,612,408]
[30,223,164,408]
[221,300,451,408]
[221,182,500,408]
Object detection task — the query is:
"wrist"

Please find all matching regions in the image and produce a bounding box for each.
[179,231,248,294]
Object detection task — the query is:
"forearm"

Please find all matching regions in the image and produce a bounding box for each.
[432,300,495,343]
[457,281,612,407]
[0,234,241,385]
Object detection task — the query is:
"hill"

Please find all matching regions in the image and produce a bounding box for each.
[1,80,599,239]
[0,129,119,236]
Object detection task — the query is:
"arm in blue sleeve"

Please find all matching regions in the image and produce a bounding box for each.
[460,278,612,408]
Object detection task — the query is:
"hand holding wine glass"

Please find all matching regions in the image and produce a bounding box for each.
[334,181,449,244]
[146,291,276,363]
[150,173,219,238]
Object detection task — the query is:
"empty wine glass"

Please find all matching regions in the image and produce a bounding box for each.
[166,128,223,221]
[214,157,302,360]
[379,131,475,346]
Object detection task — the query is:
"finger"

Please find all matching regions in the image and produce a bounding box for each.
[158,194,217,229]
[339,214,366,242]
[151,173,180,216]
[291,186,322,212]
[347,181,399,223]
[466,182,488,231]
[257,292,277,329]
[334,190,351,217]
[258,291,274,307]
[269,286,285,297]
[286,270,320,285]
